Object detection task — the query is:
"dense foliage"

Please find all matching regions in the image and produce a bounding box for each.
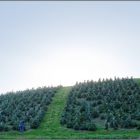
[0,87,59,131]
[61,78,140,130]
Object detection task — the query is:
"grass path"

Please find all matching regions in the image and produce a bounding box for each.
[39,86,72,130]
[0,86,140,139]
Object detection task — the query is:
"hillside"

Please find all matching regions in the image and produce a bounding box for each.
[0,87,58,131]
[0,79,140,139]
[61,78,140,131]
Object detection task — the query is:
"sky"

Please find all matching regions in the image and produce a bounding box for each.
[0,1,140,93]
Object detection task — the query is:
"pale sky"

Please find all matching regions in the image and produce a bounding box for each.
[0,1,140,93]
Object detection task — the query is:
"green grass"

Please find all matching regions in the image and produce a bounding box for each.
[0,86,140,139]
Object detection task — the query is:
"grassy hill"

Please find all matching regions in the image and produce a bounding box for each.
[0,84,140,139]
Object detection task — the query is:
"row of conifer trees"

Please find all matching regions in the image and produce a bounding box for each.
[61,78,140,130]
[0,86,59,131]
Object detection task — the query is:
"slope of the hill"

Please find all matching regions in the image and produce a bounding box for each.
[0,86,140,139]
[0,87,58,131]
[61,78,140,131]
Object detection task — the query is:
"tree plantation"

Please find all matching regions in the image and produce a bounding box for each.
[0,77,140,136]
[0,87,59,131]
[61,78,140,131]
